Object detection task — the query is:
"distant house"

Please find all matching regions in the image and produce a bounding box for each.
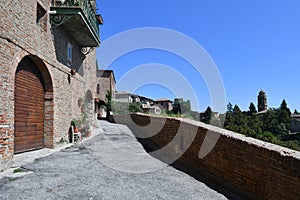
[213,112,220,119]
[114,92,160,114]
[149,106,162,115]
[141,100,161,115]
[291,115,300,133]
[154,98,173,111]
[141,103,162,115]
[115,92,140,103]
[139,96,154,105]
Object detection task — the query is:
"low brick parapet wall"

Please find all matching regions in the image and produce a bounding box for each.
[114,113,300,199]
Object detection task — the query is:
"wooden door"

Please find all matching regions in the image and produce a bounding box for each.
[14,57,45,153]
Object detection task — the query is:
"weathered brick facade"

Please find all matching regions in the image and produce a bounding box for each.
[115,114,300,199]
[96,70,115,102]
[0,0,99,170]
[95,70,115,118]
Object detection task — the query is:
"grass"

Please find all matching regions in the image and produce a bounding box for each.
[8,177,19,181]
[13,168,25,173]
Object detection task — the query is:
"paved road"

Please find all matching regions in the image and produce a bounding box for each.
[0,121,228,200]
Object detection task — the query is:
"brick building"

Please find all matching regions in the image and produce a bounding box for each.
[115,92,139,103]
[95,70,116,118]
[0,0,102,170]
[154,98,173,111]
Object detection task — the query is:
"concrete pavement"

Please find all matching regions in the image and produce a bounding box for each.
[0,120,228,200]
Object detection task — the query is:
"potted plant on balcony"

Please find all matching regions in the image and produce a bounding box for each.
[95,14,103,25]
[74,0,79,6]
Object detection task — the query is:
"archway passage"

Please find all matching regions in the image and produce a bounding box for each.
[14,57,45,153]
[96,100,108,119]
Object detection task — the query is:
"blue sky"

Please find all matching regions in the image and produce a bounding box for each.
[96,0,300,112]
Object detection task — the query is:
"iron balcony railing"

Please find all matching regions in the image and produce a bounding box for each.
[51,0,100,38]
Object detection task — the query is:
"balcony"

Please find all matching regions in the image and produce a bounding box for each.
[50,0,102,47]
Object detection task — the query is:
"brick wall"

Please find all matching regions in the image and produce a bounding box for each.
[52,26,85,71]
[0,0,98,169]
[0,115,13,169]
[114,114,300,199]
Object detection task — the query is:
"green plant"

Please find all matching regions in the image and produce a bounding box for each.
[86,122,91,131]
[71,119,79,128]
[8,177,19,181]
[13,168,25,173]
[59,137,68,143]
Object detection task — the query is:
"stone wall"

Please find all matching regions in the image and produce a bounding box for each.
[0,0,98,170]
[114,114,300,199]
[291,116,300,133]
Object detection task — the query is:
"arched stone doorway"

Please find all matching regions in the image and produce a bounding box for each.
[14,56,53,153]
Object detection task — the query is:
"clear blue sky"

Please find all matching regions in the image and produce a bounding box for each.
[96,0,300,113]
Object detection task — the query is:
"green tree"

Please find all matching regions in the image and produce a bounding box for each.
[111,101,130,115]
[280,99,291,117]
[172,99,181,114]
[222,102,300,152]
[232,105,246,126]
[129,102,142,113]
[224,103,234,128]
[278,100,291,132]
[201,106,212,124]
[260,109,283,135]
[278,109,291,132]
[106,90,113,119]
[247,114,263,134]
[233,105,241,114]
[180,100,191,114]
[248,102,257,116]
[227,103,233,114]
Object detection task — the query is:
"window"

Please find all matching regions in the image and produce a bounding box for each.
[67,43,73,61]
[97,84,100,94]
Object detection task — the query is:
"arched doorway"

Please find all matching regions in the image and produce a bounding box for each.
[97,100,107,119]
[14,56,52,153]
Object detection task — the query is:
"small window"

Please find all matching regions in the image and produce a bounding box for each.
[97,84,100,94]
[67,43,73,61]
